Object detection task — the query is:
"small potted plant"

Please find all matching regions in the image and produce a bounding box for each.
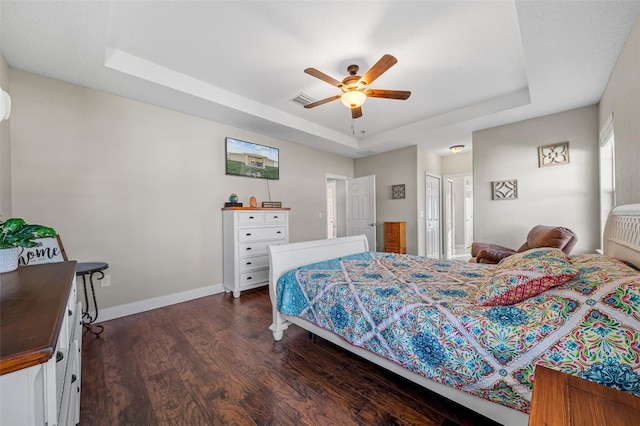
[0,218,56,273]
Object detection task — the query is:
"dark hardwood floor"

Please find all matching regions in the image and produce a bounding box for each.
[80,287,502,426]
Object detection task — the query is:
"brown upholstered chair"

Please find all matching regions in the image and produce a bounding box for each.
[470,225,578,264]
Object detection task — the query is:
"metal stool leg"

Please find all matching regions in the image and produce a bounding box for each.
[81,271,104,337]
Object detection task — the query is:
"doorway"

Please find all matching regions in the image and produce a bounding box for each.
[442,173,473,259]
[326,174,377,249]
[326,175,347,239]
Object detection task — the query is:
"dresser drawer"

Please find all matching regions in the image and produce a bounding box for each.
[239,226,287,242]
[265,212,287,223]
[238,212,264,224]
[239,239,287,257]
[239,268,269,287]
[239,255,269,272]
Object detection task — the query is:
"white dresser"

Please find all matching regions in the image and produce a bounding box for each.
[0,261,82,426]
[222,208,290,298]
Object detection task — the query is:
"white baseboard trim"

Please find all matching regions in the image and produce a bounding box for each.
[90,283,225,323]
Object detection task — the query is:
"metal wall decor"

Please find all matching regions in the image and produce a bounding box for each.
[391,184,406,199]
[538,141,570,167]
[492,179,518,200]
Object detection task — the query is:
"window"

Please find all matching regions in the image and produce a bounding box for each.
[599,113,615,248]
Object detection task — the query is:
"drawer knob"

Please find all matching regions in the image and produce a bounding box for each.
[246,233,252,236]
[247,276,252,280]
[68,309,73,317]
[56,351,64,363]
[246,262,252,265]
[249,216,254,219]
[277,231,282,234]
[71,374,77,383]
[273,216,279,219]
[246,247,252,251]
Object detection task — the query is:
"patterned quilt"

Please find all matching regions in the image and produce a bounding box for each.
[276,252,640,413]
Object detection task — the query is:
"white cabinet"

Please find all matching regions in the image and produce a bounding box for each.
[0,262,82,426]
[223,208,290,297]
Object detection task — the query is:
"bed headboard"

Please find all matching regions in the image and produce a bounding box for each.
[603,204,640,269]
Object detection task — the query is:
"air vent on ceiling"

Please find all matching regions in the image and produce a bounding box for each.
[290,92,316,106]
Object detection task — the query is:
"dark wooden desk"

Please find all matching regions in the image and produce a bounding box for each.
[529,365,640,425]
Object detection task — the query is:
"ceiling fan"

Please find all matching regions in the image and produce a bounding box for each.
[303,54,411,119]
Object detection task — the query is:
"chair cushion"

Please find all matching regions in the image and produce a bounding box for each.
[476,248,579,306]
[523,225,578,254]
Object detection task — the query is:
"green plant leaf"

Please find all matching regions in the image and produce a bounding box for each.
[0,218,56,249]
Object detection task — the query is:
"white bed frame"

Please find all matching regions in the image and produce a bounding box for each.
[267,204,640,426]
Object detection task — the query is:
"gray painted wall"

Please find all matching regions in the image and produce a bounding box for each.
[472,105,600,254]
[0,52,11,219]
[354,146,418,253]
[600,13,640,205]
[9,70,353,309]
[354,145,442,256]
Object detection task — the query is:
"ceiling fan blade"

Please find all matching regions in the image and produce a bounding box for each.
[351,106,363,119]
[304,94,341,109]
[366,89,411,100]
[359,54,397,86]
[304,68,343,88]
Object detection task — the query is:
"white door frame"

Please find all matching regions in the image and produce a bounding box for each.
[442,172,473,256]
[425,173,441,259]
[326,174,348,239]
[445,179,454,259]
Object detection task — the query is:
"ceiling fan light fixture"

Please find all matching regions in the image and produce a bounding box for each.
[341,90,366,108]
[450,145,465,154]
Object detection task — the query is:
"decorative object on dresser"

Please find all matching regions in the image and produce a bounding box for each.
[1,261,82,426]
[261,201,282,208]
[18,235,67,266]
[225,193,242,207]
[0,218,57,273]
[222,207,290,298]
[384,221,406,254]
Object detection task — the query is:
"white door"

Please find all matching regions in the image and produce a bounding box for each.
[464,175,473,249]
[445,179,454,258]
[347,175,376,250]
[425,174,441,259]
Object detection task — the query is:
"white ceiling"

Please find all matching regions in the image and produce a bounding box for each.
[1,1,639,158]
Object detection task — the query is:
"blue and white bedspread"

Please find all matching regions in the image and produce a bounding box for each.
[276,252,640,413]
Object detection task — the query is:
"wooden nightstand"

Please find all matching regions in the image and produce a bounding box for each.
[529,365,640,425]
[384,222,406,254]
